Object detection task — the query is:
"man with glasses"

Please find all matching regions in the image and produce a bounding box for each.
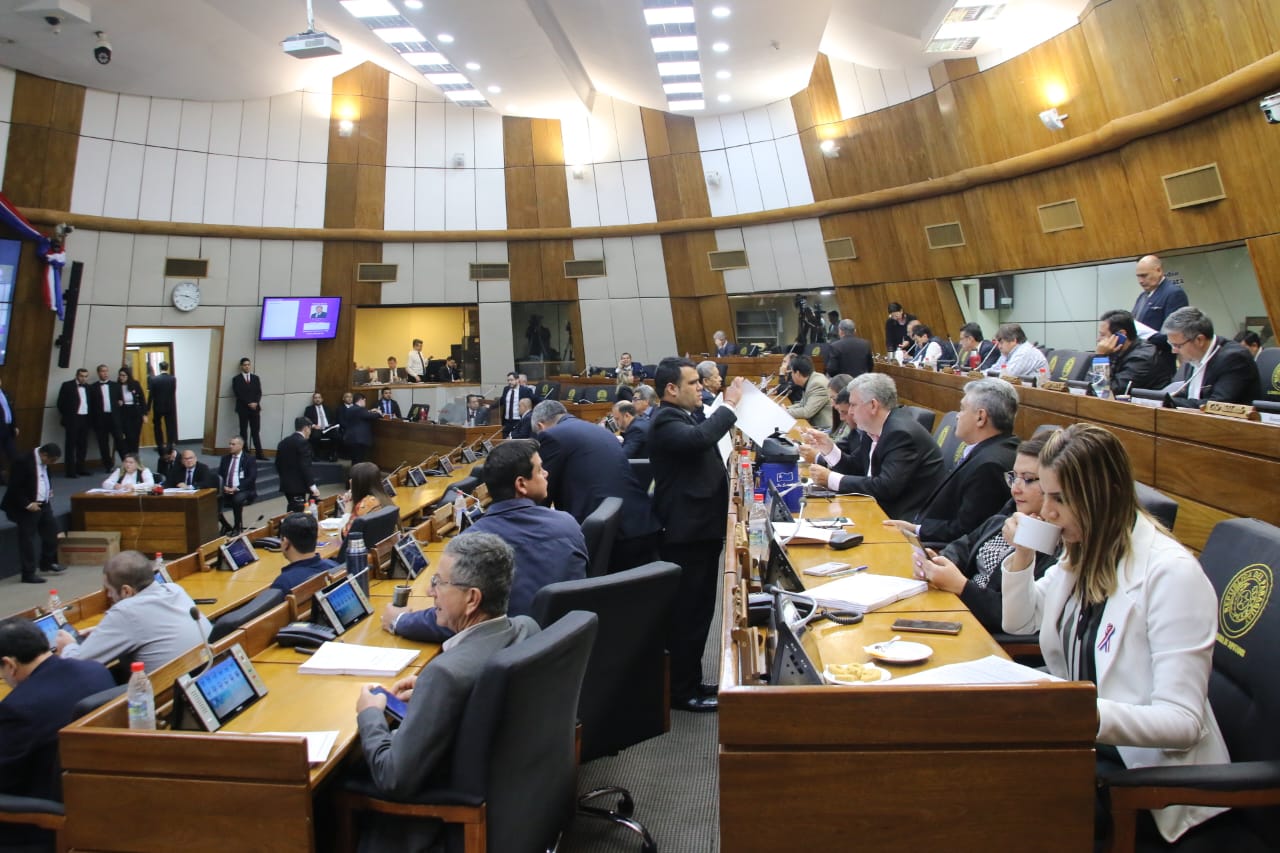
[353,533,540,852]
[380,439,586,642]
[1161,306,1259,404]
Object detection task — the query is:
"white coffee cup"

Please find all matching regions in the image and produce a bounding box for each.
[1013,515,1062,554]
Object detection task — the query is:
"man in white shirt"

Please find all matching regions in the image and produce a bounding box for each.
[56,368,91,478]
[2,444,64,583]
[993,323,1049,378]
[405,339,427,383]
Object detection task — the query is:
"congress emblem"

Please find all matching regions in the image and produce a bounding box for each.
[1220,563,1272,640]
[1061,356,1076,379]
[1270,362,1279,395]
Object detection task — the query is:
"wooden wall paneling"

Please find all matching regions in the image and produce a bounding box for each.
[354,164,387,230]
[566,298,585,368]
[1156,439,1280,525]
[665,113,701,156]
[836,283,889,352]
[672,152,713,220]
[507,242,545,302]
[539,240,577,301]
[804,54,842,127]
[794,56,840,204]
[660,234,695,298]
[323,163,358,229]
[1079,0,1170,117]
[669,296,707,357]
[1245,233,1280,332]
[687,231,723,298]
[828,97,955,199]
[697,294,733,352]
[530,118,565,166]
[647,154,682,221]
[819,210,910,286]
[1132,0,1274,100]
[504,166,539,229]
[533,165,570,226]
[889,193,984,280]
[796,126,834,203]
[639,108,671,158]
[503,117,535,167]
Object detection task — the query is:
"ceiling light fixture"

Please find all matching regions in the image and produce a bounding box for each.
[819,139,839,158]
[651,35,698,53]
[403,0,423,8]
[663,82,703,95]
[643,6,695,25]
[425,72,469,85]
[401,51,448,66]
[1038,107,1068,131]
[669,99,705,111]
[464,61,481,71]
[715,69,730,80]
[657,60,701,76]
[437,32,454,43]
[340,0,398,18]
[711,41,729,53]
[487,85,501,94]
[373,26,427,43]
[711,6,731,18]
[338,119,355,137]
[717,93,731,103]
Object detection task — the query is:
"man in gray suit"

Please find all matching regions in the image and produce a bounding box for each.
[353,533,540,852]
[784,355,833,429]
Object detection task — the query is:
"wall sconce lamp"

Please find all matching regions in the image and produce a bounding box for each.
[819,139,839,158]
[706,170,721,187]
[571,164,586,180]
[1039,107,1069,131]
[337,119,355,138]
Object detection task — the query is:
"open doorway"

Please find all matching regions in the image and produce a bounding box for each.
[124,326,224,453]
[124,343,173,449]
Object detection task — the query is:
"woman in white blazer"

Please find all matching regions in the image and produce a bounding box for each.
[101,453,155,491]
[1001,424,1229,844]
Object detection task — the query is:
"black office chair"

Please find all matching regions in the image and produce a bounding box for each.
[337,611,598,853]
[580,497,623,577]
[1046,349,1080,382]
[931,411,967,471]
[339,504,401,561]
[1101,517,1280,852]
[899,405,936,433]
[531,562,682,852]
[208,588,286,643]
[1135,482,1179,532]
[629,458,652,492]
[537,381,561,401]
[1255,348,1280,402]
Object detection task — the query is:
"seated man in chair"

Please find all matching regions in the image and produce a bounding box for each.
[353,533,540,851]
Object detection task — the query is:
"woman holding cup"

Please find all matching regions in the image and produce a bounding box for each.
[1001,424,1228,844]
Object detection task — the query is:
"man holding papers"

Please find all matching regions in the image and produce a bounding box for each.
[353,534,539,852]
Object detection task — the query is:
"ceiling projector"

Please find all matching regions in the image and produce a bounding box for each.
[282,30,342,59]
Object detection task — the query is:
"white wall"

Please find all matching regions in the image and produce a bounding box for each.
[0,68,13,189]
[125,327,212,442]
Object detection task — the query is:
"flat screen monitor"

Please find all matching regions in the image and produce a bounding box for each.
[175,644,269,732]
[0,238,18,366]
[313,576,373,634]
[382,476,397,497]
[407,404,430,422]
[768,591,823,686]
[763,521,805,593]
[219,535,259,570]
[766,479,795,524]
[258,296,342,341]
[394,534,430,579]
[407,466,427,487]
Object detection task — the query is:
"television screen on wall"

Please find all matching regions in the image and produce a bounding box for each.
[0,239,20,366]
[258,296,342,341]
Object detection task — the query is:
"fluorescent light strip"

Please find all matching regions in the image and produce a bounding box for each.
[651,35,698,52]
[425,72,470,86]
[401,52,448,66]
[657,60,701,76]
[340,0,398,17]
[663,81,703,94]
[373,26,427,43]
[445,89,484,102]
[643,6,695,25]
[668,99,705,111]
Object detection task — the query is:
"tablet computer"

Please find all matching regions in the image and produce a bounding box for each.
[393,534,430,579]
[481,439,494,454]
[175,644,269,732]
[461,447,478,464]
[32,611,82,649]
[382,476,397,498]
[438,455,455,475]
[219,535,259,571]
[154,564,174,584]
[407,466,427,487]
[313,576,374,635]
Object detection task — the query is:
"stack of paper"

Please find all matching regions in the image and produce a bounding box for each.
[807,572,927,614]
[885,655,1061,686]
[774,521,843,544]
[297,642,419,677]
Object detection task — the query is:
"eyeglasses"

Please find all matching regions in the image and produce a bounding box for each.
[429,573,472,591]
[1004,471,1040,488]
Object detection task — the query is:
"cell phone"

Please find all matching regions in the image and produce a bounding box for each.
[899,527,927,562]
[891,618,963,635]
[370,685,408,723]
[1113,333,1127,346]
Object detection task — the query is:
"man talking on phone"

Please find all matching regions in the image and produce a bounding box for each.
[1094,309,1172,396]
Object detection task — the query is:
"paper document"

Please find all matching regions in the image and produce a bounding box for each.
[704,396,735,465]
[254,730,340,763]
[886,655,1062,686]
[298,642,419,677]
[732,382,797,444]
[807,573,927,614]
[774,521,840,544]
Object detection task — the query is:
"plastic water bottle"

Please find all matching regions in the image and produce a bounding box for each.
[47,589,63,614]
[747,494,768,571]
[153,552,165,576]
[127,662,156,730]
[453,492,467,530]
[738,451,753,501]
[308,499,319,522]
[346,531,369,595]
[1036,367,1049,388]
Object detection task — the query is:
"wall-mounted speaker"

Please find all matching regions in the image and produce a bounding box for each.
[56,261,85,369]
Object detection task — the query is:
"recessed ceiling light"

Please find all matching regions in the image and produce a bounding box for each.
[402,51,448,66]
[669,99,705,112]
[340,0,398,18]
[717,93,731,103]
[711,41,729,53]
[715,69,730,80]
[445,89,483,102]
[437,32,455,43]
[657,60,701,76]
[643,6,695,25]
[465,61,481,71]
[711,6,732,18]
[403,0,423,7]
[651,35,698,53]
[425,72,469,86]
[487,85,501,94]
[374,26,427,43]
[663,82,704,95]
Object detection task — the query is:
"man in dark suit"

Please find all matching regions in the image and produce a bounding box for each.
[712,330,739,357]
[612,400,649,459]
[276,417,319,511]
[649,358,744,713]
[1162,306,1261,404]
[154,445,179,486]
[376,388,403,419]
[824,319,874,378]
[532,400,662,574]
[509,398,534,438]
[1095,310,1173,394]
[88,364,122,473]
[218,436,257,534]
[231,357,266,459]
[808,374,945,521]
[464,395,490,427]
[1133,255,1189,333]
[174,448,218,491]
[0,375,20,481]
[498,372,533,436]
[304,392,339,461]
[342,395,383,464]
[353,533,540,853]
[148,362,177,450]
[56,368,91,478]
[3,444,64,583]
[0,618,115,821]
[883,379,1020,548]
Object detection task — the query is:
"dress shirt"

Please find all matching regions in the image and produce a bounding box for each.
[995,341,1049,376]
[184,467,194,487]
[120,386,135,405]
[61,582,212,672]
[76,385,88,415]
[821,439,876,483]
[506,389,517,420]
[381,399,393,416]
[1183,338,1220,400]
[314,406,328,428]
[228,454,241,489]
[35,452,50,503]
[912,340,942,365]
[97,382,112,411]
[407,350,426,379]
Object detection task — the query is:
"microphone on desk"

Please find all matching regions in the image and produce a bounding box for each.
[190,606,216,676]
[974,342,999,372]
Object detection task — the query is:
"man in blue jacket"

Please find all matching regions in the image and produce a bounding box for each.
[381,439,587,642]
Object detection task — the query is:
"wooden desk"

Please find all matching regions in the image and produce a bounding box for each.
[71,489,220,557]
[370,420,494,471]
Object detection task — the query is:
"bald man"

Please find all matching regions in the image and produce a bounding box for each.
[1132,254,1189,333]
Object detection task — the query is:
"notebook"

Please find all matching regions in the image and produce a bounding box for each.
[806,573,927,614]
[297,642,419,677]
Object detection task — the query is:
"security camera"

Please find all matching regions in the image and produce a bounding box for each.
[93,31,111,64]
[1262,92,1280,124]
[44,15,61,34]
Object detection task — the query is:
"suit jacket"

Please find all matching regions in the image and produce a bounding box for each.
[274,432,315,494]
[304,403,338,432]
[1176,337,1260,404]
[650,403,737,544]
[0,655,116,800]
[825,335,873,378]
[218,453,258,500]
[785,373,833,429]
[510,411,534,439]
[87,380,119,423]
[375,397,402,419]
[57,379,89,426]
[355,616,540,853]
[914,432,1020,546]
[830,408,945,521]
[537,415,660,541]
[1108,339,1173,394]
[1132,277,1189,332]
[173,461,218,490]
[715,342,740,356]
[342,406,382,448]
[148,373,177,415]
[1003,515,1229,842]
[231,372,263,415]
[0,387,13,431]
[2,452,46,520]
[464,405,491,427]
[619,418,649,459]
[498,385,534,421]
[111,379,147,411]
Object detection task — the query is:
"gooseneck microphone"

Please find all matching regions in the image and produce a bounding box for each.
[974,342,999,372]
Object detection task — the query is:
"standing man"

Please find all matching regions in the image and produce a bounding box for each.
[231,357,265,460]
[1132,254,1189,334]
[712,330,739,357]
[825,319,873,379]
[343,395,383,464]
[304,392,339,461]
[650,358,744,712]
[498,372,532,437]
[112,368,147,458]
[276,417,320,511]
[2,444,64,583]
[784,355,833,429]
[405,339,427,383]
[56,368,91,478]
[88,364,121,473]
[825,310,841,342]
[148,361,177,450]
[218,436,257,535]
[0,375,19,480]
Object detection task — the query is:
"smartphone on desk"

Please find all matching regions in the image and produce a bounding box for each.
[370,685,408,724]
[891,618,963,636]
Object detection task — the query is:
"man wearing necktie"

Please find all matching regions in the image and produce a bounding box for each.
[0,376,18,483]
[405,339,427,383]
[2,444,65,583]
[232,357,266,460]
[56,368,92,478]
[378,389,402,419]
[218,436,258,534]
[304,392,338,461]
[89,364,122,474]
[177,449,218,492]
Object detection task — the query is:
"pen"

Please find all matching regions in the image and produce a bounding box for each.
[828,565,868,578]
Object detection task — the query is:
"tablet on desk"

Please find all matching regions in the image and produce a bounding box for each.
[174,644,269,732]
[219,535,259,571]
[32,611,81,649]
[406,466,427,487]
[313,576,374,635]
[393,534,430,579]
[382,476,397,498]
[438,455,455,475]
[762,517,805,593]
